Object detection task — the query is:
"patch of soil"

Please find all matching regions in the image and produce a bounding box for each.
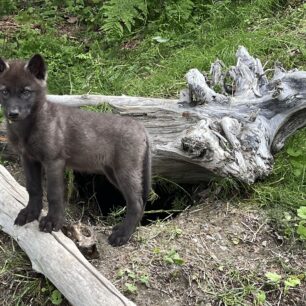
[56,18,83,40]
[92,201,306,305]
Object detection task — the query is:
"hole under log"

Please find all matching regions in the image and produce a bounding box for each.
[73,172,197,225]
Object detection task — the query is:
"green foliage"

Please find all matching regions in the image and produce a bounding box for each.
[0,237,66,305]
[265,272,303,293]
[117,267,149,294]
[102,0,147,41]
[81,103,113,113]
[124,282,138,294]
[159,0,194,30]
[284,276,301,292]
[297,206,306,219]
[50,290,63,305]
[252,127,306,241]
[286,137,306,177]
[163,249,184,265]
[42,282,63,305]
[253,128,306,209]
[255,290,266,305]
[265,272,282,284]
[1,0,304,98]
[0,0,16,16]
[297,206,306,239]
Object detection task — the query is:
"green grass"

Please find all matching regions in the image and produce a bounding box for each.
[0,232,66,305]
[253,126,306,206]
[0,1,305,97]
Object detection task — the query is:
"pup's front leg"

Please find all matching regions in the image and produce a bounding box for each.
[39,160,65,232]
[15,156,43,226]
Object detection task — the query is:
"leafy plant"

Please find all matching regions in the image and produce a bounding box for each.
[171,227,182,238]
[254,290,266,305]
[284,276,301,292]
[161,0,194,29]
[0,0,16,16]
[265,272,303,293]
[297,206,306,219]
[42,280,63,305]
[138,274,149,286]
[265,271,282,284]
[102,0,147,41]
[163,249,184,265]
[117,267,149,294]
[51,290,63,305]
[297,206,306,239]
[124,282,138,294]
[286,147,306,177]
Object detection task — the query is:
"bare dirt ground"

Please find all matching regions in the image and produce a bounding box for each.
[94,201,306,306]
[0,162,305,306]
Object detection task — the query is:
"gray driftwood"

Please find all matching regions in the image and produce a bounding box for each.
[0,165,135,306]
[46,46,306,184]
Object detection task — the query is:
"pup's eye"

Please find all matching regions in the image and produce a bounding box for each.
[21,89,31,97]
[0,89,8,96]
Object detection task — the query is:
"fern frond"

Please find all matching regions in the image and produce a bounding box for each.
[165,0,194,22]
[102,0,147,41]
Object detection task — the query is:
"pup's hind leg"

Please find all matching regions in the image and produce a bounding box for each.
[107,170,144,246]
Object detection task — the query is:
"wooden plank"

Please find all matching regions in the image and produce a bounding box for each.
[0,165,135,306]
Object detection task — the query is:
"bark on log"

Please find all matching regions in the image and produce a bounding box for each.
[2,46,306,184]
[0,165,135,306]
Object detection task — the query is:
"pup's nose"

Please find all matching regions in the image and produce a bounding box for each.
[8,110,19,119]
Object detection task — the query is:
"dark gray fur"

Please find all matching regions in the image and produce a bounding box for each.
[0,55,151,246]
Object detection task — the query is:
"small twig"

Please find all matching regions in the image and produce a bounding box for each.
[188,208,203,214]
[199,236,221,265]
[277,288,283,306]
[252,221,266,242]
[144,209,183,215]
[150,284,171,296]
[241,221,255,234]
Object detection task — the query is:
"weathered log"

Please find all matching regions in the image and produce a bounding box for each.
[0,165,135,306]
[2,46,306,184]
[0,122,17,161]
[47,46,306,184]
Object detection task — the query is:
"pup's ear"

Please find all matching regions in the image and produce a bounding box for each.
[26,54,47,80]
[0,58,8,73]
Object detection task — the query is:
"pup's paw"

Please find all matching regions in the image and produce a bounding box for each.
[14,207,40,226]
[39,215,64,233]
[108,225,132,247]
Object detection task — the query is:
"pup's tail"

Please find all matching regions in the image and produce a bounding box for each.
[142,134,151,207]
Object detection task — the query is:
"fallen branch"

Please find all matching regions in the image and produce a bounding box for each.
[0,165,135,306]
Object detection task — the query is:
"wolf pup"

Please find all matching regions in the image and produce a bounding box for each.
[0,54,151,246]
